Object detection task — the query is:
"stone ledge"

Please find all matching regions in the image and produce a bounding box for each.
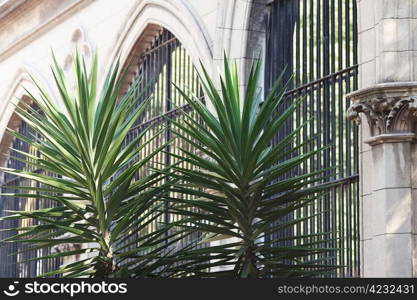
[0,0,93,63]
[347,82,417,102]
[0,0,26,19]
[365,133,416,146]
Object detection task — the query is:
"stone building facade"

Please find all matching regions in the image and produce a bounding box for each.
[348,0,417,277]
[0,0,416,277]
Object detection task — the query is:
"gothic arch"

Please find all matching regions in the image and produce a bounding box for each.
[108,0,213,83]
[0,70,38,169]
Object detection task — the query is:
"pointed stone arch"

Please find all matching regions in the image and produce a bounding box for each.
[107,0,213,88]
[0,69,39,170]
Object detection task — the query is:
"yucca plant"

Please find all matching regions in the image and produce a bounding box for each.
[0,52,181,278]
[165,57,337,278]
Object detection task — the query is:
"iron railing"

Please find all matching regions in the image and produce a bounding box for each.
[265,0,359,277]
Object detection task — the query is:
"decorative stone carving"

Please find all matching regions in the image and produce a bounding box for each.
[347,96,416,135]
[346,82,417,145]
[63,27,92,74]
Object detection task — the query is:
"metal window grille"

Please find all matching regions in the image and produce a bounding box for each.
[265,0,359,277]
[0,107,61,277]
[117,29,204,262]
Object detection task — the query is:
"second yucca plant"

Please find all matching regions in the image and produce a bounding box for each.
[165,56,336,278]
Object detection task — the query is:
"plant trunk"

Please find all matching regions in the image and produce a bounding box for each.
[241,245,259,278]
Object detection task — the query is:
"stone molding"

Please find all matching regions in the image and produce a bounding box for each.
[0,0,93,63]
[109,0,214,78]
[347,82,417,145]
[0,0,26,19]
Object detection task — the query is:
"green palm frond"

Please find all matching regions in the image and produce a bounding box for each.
[166,55,338,278]
[0,51,178,278]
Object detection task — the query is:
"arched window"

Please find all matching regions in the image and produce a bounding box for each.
[0,104,61,277]
[119,28,203,253]
[127,28,203,176]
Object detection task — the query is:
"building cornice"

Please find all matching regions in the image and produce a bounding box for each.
[0,0,27,19]
[0,0,93,63]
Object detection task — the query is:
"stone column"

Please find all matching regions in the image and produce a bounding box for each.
[348,84,417,277]
[348,0,417,277]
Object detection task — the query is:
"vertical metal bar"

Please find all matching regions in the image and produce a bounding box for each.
[165,31,172,238]
[308,0,315,249]
[302,0,309,253]
[322,0,331,263]
[330,0,338,271]
[352,0,360,276]
[345,0,353,277]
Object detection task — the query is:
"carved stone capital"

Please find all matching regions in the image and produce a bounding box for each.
[347,95,415,134]
[347,82,417,145]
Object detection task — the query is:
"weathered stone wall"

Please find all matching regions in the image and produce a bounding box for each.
[351,0,417,277]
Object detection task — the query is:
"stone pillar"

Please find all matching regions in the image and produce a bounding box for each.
[348,84,417,277]
[348,0,417,277]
